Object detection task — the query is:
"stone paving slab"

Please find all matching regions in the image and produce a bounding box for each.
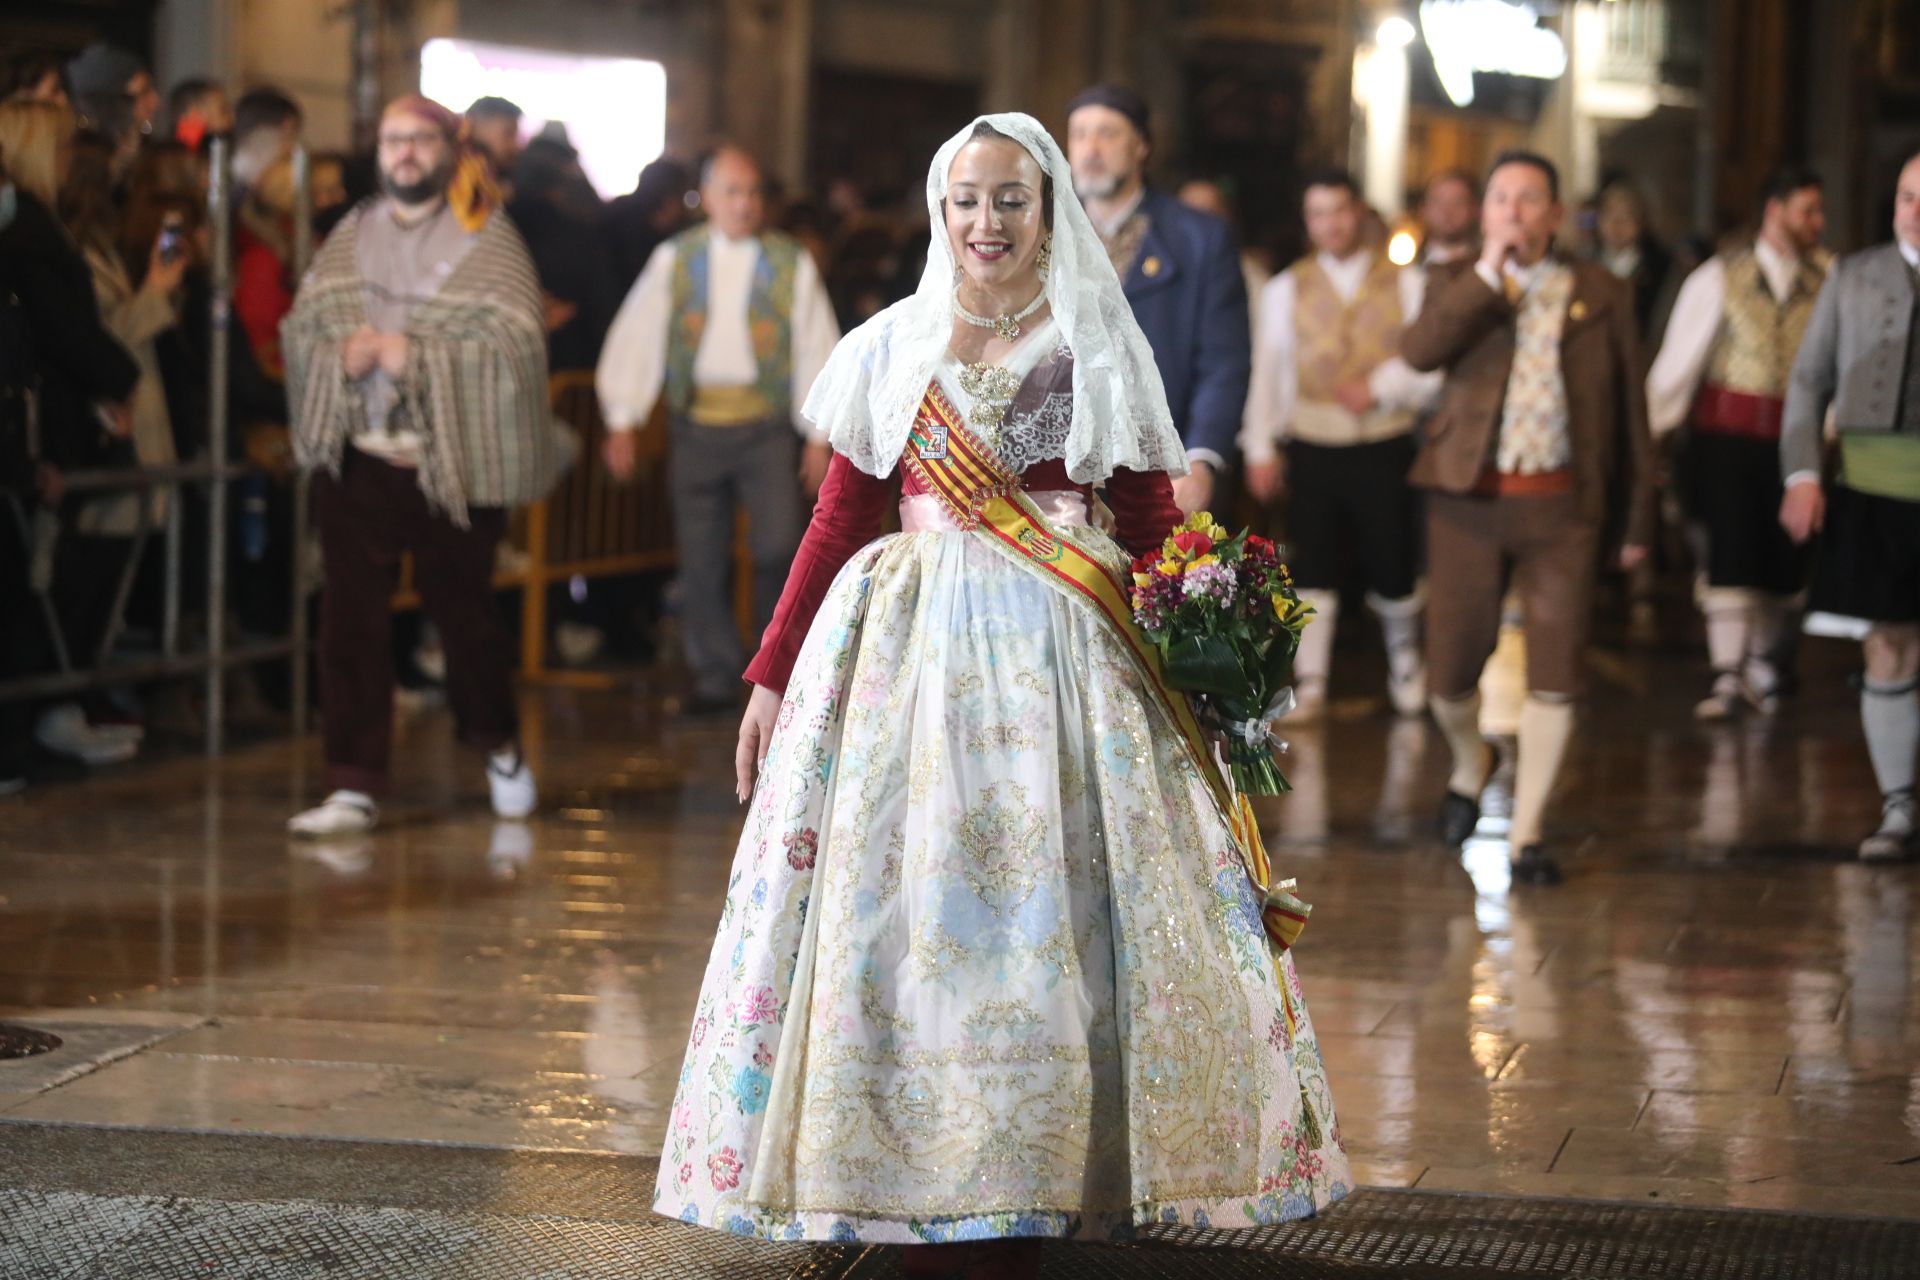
[0,1016,203,1109]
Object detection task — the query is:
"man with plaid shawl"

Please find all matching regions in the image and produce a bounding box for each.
[282,94,572,836]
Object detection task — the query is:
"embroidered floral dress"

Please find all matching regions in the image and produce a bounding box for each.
[653,319,1350,1244]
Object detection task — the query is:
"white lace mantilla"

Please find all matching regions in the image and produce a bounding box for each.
[804,112,1188,484]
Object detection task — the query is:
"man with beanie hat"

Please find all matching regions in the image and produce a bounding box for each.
[1066,83,1249,516]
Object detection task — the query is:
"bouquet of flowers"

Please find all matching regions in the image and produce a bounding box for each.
[1129,511,1314,795]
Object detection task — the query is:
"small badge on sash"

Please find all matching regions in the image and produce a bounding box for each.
[917,421,949,460]
[1016,526,1064,563]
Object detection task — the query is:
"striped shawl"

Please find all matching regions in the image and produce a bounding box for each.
[282,202,574,526]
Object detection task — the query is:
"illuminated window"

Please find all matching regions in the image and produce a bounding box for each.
[420,38,666,198]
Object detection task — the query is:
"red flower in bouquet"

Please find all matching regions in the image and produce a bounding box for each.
[1169,529,1215,560]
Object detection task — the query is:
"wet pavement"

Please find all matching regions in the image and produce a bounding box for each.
[1,631,1918,1270]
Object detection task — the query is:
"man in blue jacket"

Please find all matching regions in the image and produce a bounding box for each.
[1067,84,1250,515]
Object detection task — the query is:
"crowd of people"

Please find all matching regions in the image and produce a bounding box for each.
[0,44,323,792]
[3,42,1917,874]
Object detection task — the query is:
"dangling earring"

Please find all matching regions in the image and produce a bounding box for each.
[1036,233,1053,281]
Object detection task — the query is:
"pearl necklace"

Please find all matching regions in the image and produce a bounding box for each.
[953,285,1047,342]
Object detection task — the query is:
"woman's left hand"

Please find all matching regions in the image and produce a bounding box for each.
[736,684,783,803]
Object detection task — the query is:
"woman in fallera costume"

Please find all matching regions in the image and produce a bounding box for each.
[653,113,1348,1277]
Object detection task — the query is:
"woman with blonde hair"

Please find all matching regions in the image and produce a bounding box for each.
[0,98,76,208]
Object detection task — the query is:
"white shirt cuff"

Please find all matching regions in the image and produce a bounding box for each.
[1474,261,1503,294]
[1184,448,1225,474]
[1784,470,1821,489]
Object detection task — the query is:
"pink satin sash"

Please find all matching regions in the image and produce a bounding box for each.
[899,489,1089,533]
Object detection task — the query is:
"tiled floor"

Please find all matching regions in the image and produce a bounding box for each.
[2,636,1917,1225]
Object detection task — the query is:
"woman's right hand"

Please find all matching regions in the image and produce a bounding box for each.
[736,684,783,802]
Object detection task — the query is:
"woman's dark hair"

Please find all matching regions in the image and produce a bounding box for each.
[956,121,1054,230]
[57,128,123,262]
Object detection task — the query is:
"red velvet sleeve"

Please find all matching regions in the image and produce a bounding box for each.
[1103,466,1183,560]
[743,452,893,693]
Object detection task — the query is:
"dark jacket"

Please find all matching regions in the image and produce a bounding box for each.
[1401,256,1655,549]
[1119,188,1250,466]
[0,188,139,478]
[509,195,621,374]
[159,266,289,462]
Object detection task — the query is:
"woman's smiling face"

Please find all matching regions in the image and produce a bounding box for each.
[944,136,1047,293]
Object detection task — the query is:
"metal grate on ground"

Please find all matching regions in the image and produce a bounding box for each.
[1,1121,1914,1279]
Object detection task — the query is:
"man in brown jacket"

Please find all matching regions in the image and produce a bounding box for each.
[1402,150,1654,885]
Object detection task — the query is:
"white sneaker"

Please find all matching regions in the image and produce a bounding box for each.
[487,747,537,819]
[34,703,137,765]
[1860,794,1915,864]
[287,790,379,836]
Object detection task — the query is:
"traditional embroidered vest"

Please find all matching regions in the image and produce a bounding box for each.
[1292,255,1415,445]
[1703,247,1825,400]
[665,226,802,423]
[1495,261,1575,475]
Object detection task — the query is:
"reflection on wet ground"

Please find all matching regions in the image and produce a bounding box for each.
[1,641,1916,1220]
